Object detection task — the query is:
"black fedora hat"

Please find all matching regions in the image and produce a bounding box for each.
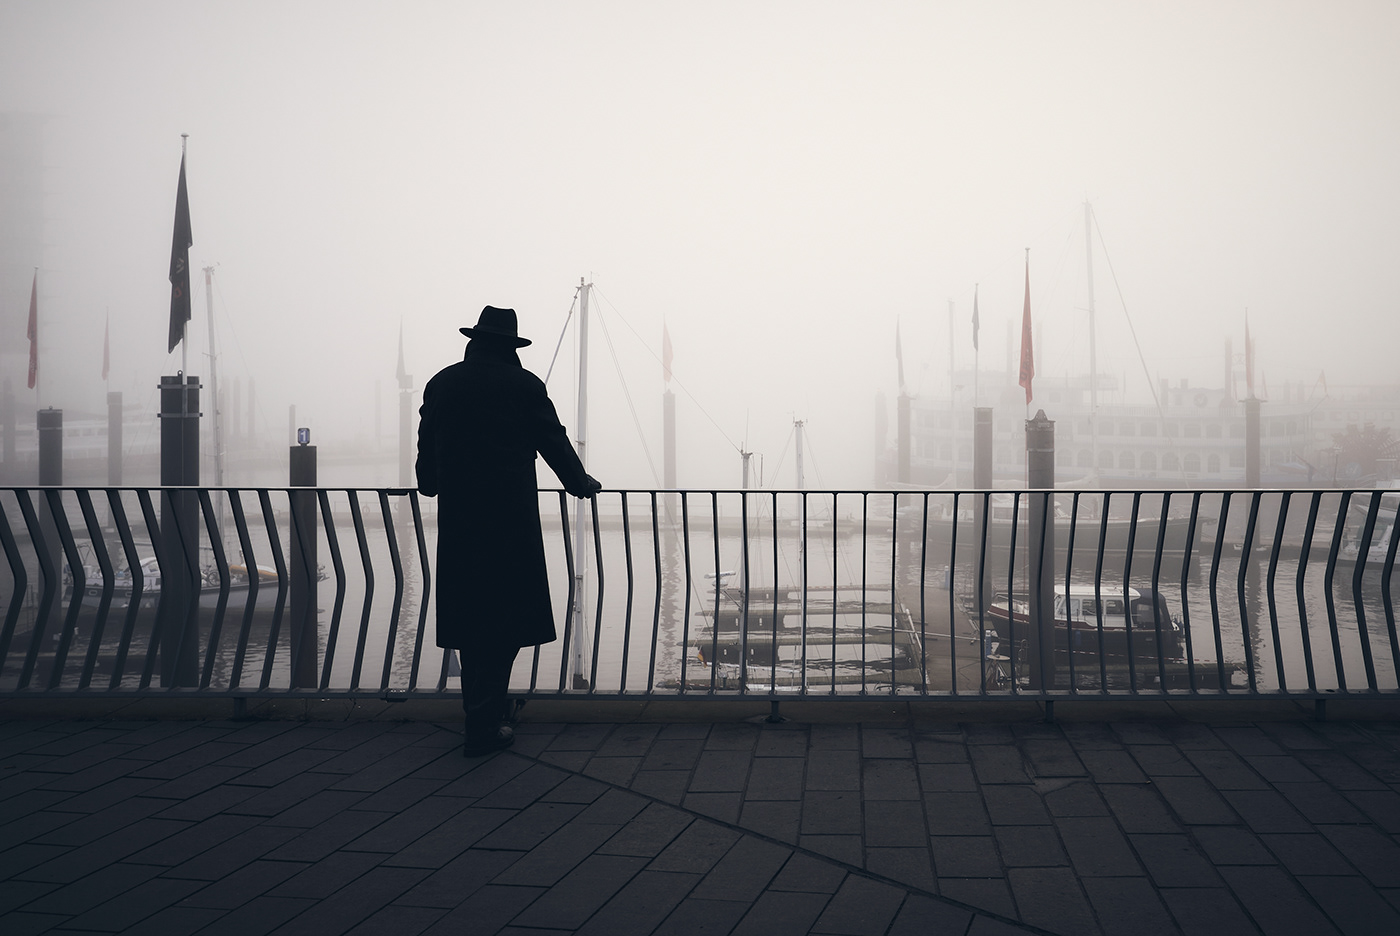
[459,306,531,347]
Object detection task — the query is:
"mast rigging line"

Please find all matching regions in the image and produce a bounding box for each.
[590,286,745,457]
[1090,206,1168,426]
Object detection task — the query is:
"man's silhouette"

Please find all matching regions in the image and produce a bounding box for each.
[417,306,599,755]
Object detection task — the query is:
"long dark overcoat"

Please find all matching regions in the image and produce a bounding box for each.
[416,342,592,650]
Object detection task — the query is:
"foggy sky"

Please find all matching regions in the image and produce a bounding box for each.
[2,0,1397,489]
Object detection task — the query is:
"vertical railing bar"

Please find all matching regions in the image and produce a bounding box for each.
[0,493,31,678]
[1006,492,1020,695]
[407,491,432,692]
[1122,492,1141,695]
[647,491,662,695]
[587,494,605,695]
[1207,493,1232,693]
[1377,497,1400,684]
[943,492,954,695]
[977,491,990,696]
[738,491,749,693]
[710,491,721,695]
[889,492,899,698]
[1350,492,1381,692]
[617,493,635,693]
[1179,493,1201,694]
[771,491,779,696]
[75,490,114,691]
[346,490,374,691]
[318,491,348,691]
[257,490,290,691]
[800,492,810,696]
[679,492,693,692]
[15,490,57,690]
[861,492,869,695]
[196,489,232,689]
[377,491,406,692]
[1265,492,1292,692]
[1294,492,1322,693]
[1064,492,1079,694]
[920,491,930,695]
[556,490,576,694]
[1093,492,1111,693]
[45,490,88,690]
[1322,491,1351,693]
[227,491,260,691]
[134,489,167,690]
[830,493,839,695]
[1235,492,1261,695]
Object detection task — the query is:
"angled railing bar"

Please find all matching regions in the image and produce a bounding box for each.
[256,490,289,691]
[1265,492,1292,692]
[227,490,260,690]
[75,490,115,691]
[197,489,232,690]
[1350,492,1381,691]
[1294,492,1323,693]
[318,490,348,691]
[1237,492,1261,694]
[378,491,405,691]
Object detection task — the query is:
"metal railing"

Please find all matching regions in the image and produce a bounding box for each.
[1,486,1396,704]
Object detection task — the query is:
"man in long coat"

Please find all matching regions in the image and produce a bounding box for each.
[417,306,599,755]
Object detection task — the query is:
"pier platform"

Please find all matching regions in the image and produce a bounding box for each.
[2,696,1399,935]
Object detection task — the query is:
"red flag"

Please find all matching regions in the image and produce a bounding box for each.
[662,323,673,384]
[102,313,110,381]
[1017,253,1034,405]
[26,271,37,390]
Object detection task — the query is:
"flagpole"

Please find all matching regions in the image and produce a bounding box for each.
[180,135,189,379]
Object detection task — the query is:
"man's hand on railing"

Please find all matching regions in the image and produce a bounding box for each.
[573,474,603,499]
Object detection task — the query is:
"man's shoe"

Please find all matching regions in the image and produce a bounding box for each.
[463,724,515,758]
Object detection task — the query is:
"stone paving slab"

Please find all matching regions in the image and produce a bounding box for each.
[2,700,1400,934]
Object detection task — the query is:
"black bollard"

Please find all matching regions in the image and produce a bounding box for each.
[107,392,122,486]
[1025,409,1056,692]
[289,428,319,688]
[158,375,201,687]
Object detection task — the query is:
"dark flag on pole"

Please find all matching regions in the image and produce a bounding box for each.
[971,284,980,351]
[168,151,193,353]
[1018,252,1034,405]
[26,271,37,390]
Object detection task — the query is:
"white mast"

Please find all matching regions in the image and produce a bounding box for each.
[570,278,592,689]
[793,418,805,490]
[1085,200,1099,479]
[203,266,223,489]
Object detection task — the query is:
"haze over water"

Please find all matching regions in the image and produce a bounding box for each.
[2,1,1397,489]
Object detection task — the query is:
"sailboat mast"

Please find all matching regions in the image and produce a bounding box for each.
[791,418,805,489]
[571,278,592,688]
[203,266,223,488]
[1085,201,1099,476]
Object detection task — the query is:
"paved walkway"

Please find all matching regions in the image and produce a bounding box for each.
[2,699,1400,935]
